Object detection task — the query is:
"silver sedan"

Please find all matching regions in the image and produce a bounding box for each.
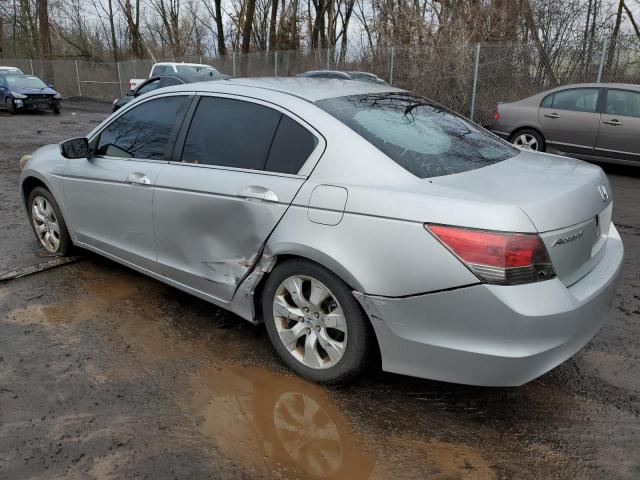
[19,78,623,385]
[490,82,640,166]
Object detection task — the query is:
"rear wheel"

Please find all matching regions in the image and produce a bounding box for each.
[28,187,73,256]
[511,128,545,152]
[262,259,374,384]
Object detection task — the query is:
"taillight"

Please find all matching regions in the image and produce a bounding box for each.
[494,109,500,121]
[426,224,555,285]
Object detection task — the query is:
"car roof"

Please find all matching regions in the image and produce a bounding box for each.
[348,71,378,78]
[179,77,403,101]
[300,70,352,78]
[154,62,213,68]
[544,82,640,94]
[5,74,41,79]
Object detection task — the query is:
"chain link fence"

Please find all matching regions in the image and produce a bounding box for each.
[3,37,639,124]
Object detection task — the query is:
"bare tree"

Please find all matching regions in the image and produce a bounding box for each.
[605,0,624,78]
[241,0,256,53]
[37,0,53,82]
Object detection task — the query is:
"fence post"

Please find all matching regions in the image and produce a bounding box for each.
[116,61,123,95]
[597,38,608,83]
[75,60,82,97]
[232,52,236,76]
[470,43,481,122]
[274,51,278,77]
[389,47,395,85]
[30,58,34,75]
[326,48,331,69]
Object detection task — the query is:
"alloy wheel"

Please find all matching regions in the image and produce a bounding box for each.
[272,275,347,369]
[513,133,539,150]
[31,195,61,252]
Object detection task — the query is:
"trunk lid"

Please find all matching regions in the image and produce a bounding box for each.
[433,151,613,285]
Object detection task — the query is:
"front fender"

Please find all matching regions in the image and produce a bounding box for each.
[19,144,70,227]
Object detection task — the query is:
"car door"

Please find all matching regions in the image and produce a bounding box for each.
[153,94,323,303]
[538,87,601,156]
[594,88,640,163]
[0,76,8,103]
[63,93,192,271]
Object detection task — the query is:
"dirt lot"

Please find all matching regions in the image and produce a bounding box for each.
[1,102,639,480]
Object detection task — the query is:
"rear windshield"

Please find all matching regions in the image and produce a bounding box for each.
[316,92,518,178]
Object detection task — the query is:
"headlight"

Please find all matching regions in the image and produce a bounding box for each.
[54,93,62,99]
[11,92,27,99]
[19,155,32,171]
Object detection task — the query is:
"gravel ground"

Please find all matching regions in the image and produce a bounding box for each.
[0,102,639,480]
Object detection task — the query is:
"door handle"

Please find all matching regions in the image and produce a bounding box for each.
[602,119,623,126]
[544,113,560,119]
[238,185,278,203]
[126,172,151,185]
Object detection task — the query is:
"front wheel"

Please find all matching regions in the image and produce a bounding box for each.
[6,98,16,114]
[52,104,60,114]
[28,186,73,256]
[262,259,374,384]
[511,129,545,152]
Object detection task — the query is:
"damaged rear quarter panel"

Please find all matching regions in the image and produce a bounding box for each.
[263,199,478,298]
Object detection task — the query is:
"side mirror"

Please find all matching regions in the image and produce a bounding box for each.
[60,137,92,159]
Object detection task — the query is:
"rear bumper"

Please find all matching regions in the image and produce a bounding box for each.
[490,129,510,140]
[355,224,624,386]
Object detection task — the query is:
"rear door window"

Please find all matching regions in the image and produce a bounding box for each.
[316,92,518,178]
[540,94,553,108]
[181,97,281,170]
[605,89,640,117]
[264,116,318,174]
[551,88,599,112]
[97,96,189,159]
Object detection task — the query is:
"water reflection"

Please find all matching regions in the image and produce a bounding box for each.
[185,365,377,479]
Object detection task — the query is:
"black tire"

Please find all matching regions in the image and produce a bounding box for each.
[52,105,60,115]
[27,186,73,256]
[262,259,374,384]
[7,98,16,114]
[510,128,546,152]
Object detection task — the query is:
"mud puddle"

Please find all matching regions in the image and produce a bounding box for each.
[4,266,140,326]
[183,364,495,479]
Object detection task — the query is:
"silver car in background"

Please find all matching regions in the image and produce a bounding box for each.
[19,78,623,386]
[490,83,640,166]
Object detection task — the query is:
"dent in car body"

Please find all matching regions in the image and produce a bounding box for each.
[231,248,277,323]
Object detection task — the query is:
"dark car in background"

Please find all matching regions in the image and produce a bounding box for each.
[298,70,388,85]
[113,70,230,112]
[0,74,61,114]
[490,82,640,166]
